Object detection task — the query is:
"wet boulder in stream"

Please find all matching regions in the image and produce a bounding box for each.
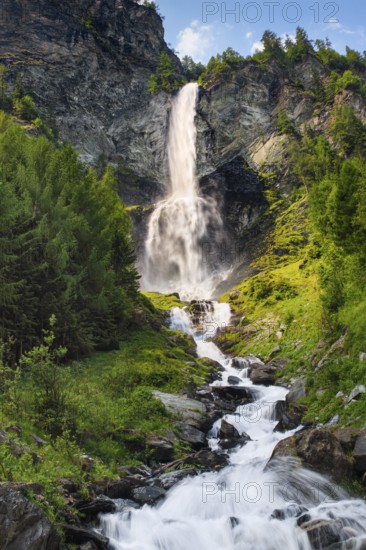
[211,385,258,404]
[270,429,352,482]
[250,365,277,386]
[218,419,251,450]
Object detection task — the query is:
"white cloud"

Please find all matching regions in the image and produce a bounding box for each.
[325,21,365,37]
[246,31,253,40]
[250,41,264,54]
[176,22,215,63]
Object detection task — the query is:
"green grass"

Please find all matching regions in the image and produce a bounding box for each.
[218,192,366,428]
[0,316,214,497]
[219,259,322,370]
[142,292,186,311]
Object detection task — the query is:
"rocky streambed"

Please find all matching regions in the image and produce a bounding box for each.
[2,302,366,550]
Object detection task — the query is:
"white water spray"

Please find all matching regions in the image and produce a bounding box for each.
[143,83,225,301]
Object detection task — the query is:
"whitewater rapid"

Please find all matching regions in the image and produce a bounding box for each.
[100,304,366,550]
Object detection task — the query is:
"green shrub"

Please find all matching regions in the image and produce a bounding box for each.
[14,95,38,121]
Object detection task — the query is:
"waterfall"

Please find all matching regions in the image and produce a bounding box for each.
[100,85,366,549]
[142,83,225,301]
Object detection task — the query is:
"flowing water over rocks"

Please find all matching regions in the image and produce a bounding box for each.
[100,304,366,549]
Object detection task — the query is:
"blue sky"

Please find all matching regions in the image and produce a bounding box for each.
[154,0,366,63]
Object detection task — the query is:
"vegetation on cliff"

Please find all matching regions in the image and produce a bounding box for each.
[218,96,366,429]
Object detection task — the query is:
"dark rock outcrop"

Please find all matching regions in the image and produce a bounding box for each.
[286,378,306,404]
[94,477,144,500]
[131,486,166,505]
[218,419,251,450]
[353,436,366,473]
[75,495,116,518]
[0,0,179,204]
[0,488,60,550]
[270,429,352,482]
[250,364,277,386]
[62,524,109,550]
[178,424,206,450]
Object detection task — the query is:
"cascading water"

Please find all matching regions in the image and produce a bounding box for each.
[100,83,366,549]
[142,83,226,301]
[100,307,366,549]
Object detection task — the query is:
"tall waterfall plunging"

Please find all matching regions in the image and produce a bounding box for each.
[143,83,225,301]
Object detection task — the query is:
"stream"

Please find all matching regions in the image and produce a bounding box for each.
[100,303,366,549]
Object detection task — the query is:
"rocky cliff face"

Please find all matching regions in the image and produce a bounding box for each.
[3,4,366,282]
[0,0,177,204]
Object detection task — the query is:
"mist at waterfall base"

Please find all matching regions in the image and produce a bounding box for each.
[100,304,366,549]
[142,83,228,301]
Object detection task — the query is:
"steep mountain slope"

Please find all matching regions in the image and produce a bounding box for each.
[0,0,179,203]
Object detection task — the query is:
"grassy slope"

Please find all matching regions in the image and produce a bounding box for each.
[217,192,366,427]
[0,301,213,520]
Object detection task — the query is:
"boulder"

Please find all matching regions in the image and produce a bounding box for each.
[301,518,343,550]
[158,469,198,490]
[250,365,277,386]
[268,346,281,360]
[190,450,229,471]
[131,486,166,505]
[178,424,206,449]
[75,496,116,518]
[286,378,306,404]
[62,525,109,550]
[220,434,251,450]
[219,419,241,439]
[80,455,95,472]
[95,477,144,500]
[232,356,264,370]
[270,436,297,459]
[31,434,47,447]
[0,482,43,495]
[271,504,308,521]
[353,436,366,473]
[333,427,365,452]
[270,430,352,482]
[325,415,340,427]
[211,385,257,404]
[227,376,241,385]
[152,391,207,429]
[0,489,60,549]
[296,430,352,482]
[146,437,174,463]
[348,385,365,403]
[273,401,301,432]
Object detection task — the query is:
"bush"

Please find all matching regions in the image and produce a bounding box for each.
[14,95,38,121]
[149,53,184,93]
